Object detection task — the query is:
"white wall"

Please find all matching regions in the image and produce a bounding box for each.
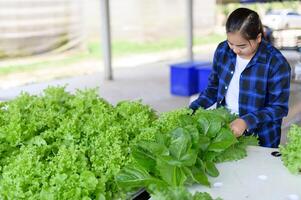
[82,0,216,42]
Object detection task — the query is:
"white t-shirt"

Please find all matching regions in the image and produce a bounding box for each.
[225,56,250,114]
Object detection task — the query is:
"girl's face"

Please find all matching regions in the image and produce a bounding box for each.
[227,31,261,60]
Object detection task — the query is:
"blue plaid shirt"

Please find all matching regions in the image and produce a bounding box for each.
[190,40,291,148]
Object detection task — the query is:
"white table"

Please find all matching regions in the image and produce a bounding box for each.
[189,146,301,200]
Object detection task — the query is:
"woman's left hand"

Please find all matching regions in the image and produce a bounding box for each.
[230,118,248,137]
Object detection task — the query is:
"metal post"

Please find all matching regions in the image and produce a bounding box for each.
[186,0,194,61]
[100,0,113,80]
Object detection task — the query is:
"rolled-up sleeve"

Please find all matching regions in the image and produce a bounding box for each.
[189,47,221,110]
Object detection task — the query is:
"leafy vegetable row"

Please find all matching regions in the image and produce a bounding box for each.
[0,87,157,199]
[280,124,301,174]
[0,87,258,199]
[116,108,258,199]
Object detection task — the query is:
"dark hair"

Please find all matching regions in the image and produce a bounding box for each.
[226,8,263,40]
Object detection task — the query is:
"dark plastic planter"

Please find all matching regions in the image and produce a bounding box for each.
[131,188,150,200]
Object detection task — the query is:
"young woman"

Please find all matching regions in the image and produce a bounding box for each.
[190,8,291,148]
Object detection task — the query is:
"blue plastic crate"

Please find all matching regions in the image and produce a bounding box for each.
[195,63,212,92]
[170,61,209,96]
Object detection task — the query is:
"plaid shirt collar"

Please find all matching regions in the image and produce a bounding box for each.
[228,40,268,68]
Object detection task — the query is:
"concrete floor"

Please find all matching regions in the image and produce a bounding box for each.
[0,51,300,144]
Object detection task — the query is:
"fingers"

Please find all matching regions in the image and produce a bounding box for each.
[230,121,244,137]
[231,126,242,137]
[230,118,248,137]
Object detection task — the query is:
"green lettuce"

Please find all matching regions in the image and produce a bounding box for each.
[279,124,301,174]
